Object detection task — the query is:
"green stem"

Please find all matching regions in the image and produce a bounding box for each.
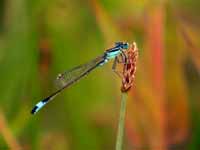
[115,92,128,150]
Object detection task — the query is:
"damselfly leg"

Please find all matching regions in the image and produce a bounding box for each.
[112,53,128,78]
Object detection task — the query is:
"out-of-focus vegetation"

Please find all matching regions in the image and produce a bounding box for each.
[0,0,200,150]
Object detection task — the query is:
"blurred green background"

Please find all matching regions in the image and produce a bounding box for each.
[0,0,200,150]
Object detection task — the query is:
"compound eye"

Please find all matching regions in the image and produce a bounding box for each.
[123,43,129,49]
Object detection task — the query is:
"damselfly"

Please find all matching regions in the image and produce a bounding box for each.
[31,42,129,114]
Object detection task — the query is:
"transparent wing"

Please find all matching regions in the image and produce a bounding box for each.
[31,55,105,114]
[55,55,105,89]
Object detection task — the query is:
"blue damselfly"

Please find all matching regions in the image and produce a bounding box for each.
[31,42,129,114]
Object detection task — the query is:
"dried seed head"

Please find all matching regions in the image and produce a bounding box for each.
[121,42,138,92]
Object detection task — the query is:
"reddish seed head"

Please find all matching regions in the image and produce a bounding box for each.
[121,42,138,92]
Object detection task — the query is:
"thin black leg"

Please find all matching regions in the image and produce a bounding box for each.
[112,57,123,78]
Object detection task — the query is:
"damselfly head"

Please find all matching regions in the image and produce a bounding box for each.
[122,42,129,49]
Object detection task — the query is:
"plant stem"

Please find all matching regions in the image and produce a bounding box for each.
[115,92,128,150]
